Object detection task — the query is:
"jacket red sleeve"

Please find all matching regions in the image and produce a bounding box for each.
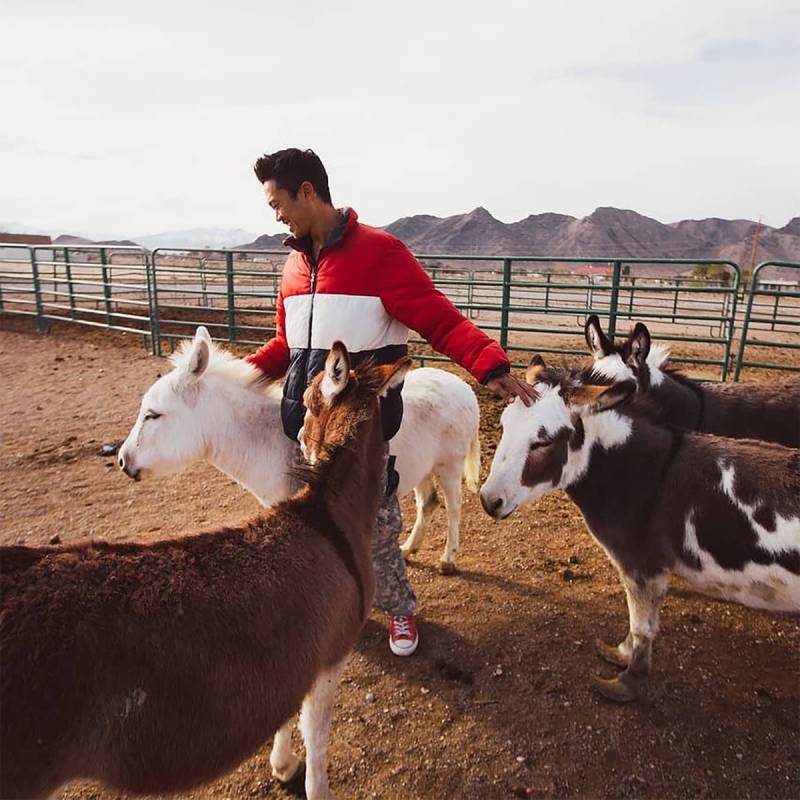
[379,240,510,383]
[245,289,290,378]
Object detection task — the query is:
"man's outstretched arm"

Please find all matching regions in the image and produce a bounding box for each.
[380,241,537,405]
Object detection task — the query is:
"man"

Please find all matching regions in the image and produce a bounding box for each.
[247,148,535,656]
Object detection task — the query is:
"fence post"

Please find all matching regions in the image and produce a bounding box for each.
[607,260,622,340]
[149,250,162,356]
[100,248,113,326]
[226,250,236,342]
[733,273,757,382]
[672,277,680,323]
[499,258,512,350]
[30,248,46,331]
[771,289,780,332]
[141,252,157,355]
[64,247,76,320]
[467,270,477,319]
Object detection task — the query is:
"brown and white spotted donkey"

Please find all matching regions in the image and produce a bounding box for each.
[585,314,800,448]
[0,342,411,800]
[480,355,800,702]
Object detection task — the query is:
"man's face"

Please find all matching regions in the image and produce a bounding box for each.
[264,179,314,239]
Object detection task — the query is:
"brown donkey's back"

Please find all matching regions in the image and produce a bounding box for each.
[1,343,411,800]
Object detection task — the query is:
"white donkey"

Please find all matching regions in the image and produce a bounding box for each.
[119,326,481,573]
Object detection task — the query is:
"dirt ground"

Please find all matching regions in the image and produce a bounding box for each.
[1,319,798,800]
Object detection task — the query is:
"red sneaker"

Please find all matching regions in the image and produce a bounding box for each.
[389,614,419,656]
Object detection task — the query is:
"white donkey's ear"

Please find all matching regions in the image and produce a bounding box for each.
[321,341,350,401]
[185,328,210,378]
[195,326,212,346]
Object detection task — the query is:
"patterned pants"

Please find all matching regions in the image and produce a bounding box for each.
[290,444,417,617]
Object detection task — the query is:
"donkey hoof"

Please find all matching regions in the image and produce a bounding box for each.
[595,638,630,668]
[400,543,418,559]
[272,756,304,787]
[439,560,458,575]
[591,674,640,704]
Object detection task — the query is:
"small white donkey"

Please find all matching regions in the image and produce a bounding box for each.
[119,326,481,573]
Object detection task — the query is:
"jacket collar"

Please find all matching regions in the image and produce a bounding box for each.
[284,208,358,256]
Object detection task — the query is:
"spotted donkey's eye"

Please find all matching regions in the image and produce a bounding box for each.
[529,440,551,452]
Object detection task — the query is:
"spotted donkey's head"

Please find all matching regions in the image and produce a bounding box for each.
[479,355,636,519]
[584,315,672,392]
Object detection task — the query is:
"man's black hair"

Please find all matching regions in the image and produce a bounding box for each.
[253,148,332,204]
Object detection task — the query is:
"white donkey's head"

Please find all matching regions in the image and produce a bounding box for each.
[119,326,263,481]
[479,355,635,520]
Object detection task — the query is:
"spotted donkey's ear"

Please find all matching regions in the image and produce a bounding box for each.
[321,341,351,401]
[568,380,636,413]
[585,315,614,359]
[625,323,651,370]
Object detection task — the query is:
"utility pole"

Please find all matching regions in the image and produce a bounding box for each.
[748,216,763,275]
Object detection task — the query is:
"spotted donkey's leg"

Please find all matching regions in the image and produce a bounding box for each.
[270,716,302,784]
[593,573,669,703]
[300,658,348,800]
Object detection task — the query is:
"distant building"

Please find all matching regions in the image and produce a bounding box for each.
[0,232,52,246]
[0,232,52,261]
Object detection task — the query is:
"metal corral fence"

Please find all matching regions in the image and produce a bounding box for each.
[1,243,798,381]
[734,261,800,379]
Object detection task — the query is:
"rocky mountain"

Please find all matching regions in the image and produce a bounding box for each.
[234,232,287,250]
[11,210,800,273]
[384,207,800,274]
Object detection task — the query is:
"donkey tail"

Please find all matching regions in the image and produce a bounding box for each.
[463,425,481,493]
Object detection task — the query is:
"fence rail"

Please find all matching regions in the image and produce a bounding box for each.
[2,243,798,381]
[733,261,800,379]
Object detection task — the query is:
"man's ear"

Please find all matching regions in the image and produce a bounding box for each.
[568,380,636,413]
[625,323,651,370]
[525,354,547,385]
[321,341,351,400]
[585,315,614,358]
[376,357,414,397]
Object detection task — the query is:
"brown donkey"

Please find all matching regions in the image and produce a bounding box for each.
[0,342,412,800]
[480,356,800,703]
[585,314,800,447]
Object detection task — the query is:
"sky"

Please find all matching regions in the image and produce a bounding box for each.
[2,0,799,239]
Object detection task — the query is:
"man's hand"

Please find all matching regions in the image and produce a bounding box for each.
[486,373,539,406]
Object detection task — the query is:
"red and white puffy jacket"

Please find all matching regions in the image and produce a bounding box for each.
[247,209,510,440]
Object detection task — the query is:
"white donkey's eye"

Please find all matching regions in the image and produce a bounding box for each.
[144,411,162,421]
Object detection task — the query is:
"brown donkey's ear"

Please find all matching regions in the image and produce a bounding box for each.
[569,380,636,413]
[585,315,614,358]
[525,354,547,385]
[375,356,414,397]
[321,341,351,401]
